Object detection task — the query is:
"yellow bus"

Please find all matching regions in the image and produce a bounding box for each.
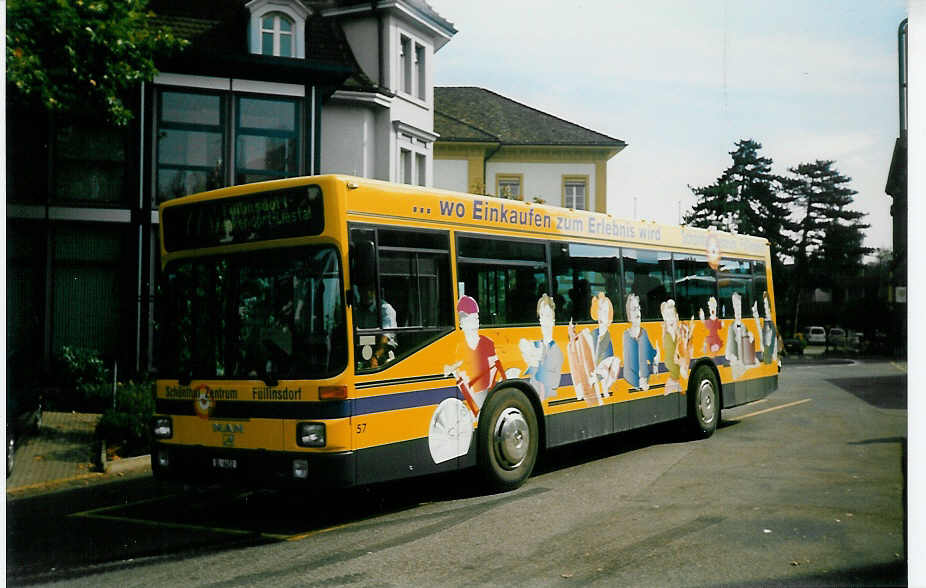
[152,175,779,491]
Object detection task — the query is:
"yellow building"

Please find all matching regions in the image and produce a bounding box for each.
[433,87,626,213]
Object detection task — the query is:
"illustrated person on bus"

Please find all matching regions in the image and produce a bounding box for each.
[698,296,724,354]
[724,291,758,379]
[518,294,564,402]
[661,299,694,395]
[757,291,778,365]
[587,293,620,396]
[444,295,505,414]
[622,293,659,391]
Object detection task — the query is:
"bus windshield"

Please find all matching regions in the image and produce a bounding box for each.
[158,246,347,383]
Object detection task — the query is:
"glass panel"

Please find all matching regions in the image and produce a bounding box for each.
[458,236,545,262]
[551,242,621,324]
[262,15,274,29]
[279,34,292,57]
[239,98,296,131]
[55,125,126,203]
[673,253,716,322]
[157,169,214,203]
[279,16,292,32]
[621,248,673,321]
[236,135,297,175]
[158,129,223,167]
[158,246,347,380]
[161,92,220,126]
[262,32,274,55]
[416,153,426,186]
[53,227,123,358]
[717,278,752,320]
[457,265,548,326]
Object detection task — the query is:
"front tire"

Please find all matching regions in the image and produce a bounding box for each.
[477,388,539,492]
[687,365,719,438]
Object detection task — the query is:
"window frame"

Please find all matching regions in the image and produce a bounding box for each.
[496,173,524,200]
[456,233,552,327]
[260,12,295,57]
[562,175,589,210]
[349,224,455,373]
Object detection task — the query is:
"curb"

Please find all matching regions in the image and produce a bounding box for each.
[98,440,151,475]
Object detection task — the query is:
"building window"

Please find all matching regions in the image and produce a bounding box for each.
[415,43,426,100]
[246,0,308,59]
[400,149,412,184]
[261,12,294,57]
[156,91,225,203]
[156,89,302,203]
[563,176,588,210]
[496,174,522,199]
[235,96,299,184]
[416,153,427,186]
[400,36,412,95]
[52,225,126,358]
[54,123,128,204]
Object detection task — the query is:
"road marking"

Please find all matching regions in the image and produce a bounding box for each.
[736,398,812,420]
[70,511,291,540]
[891,362,907,373]
[67,490,296,541]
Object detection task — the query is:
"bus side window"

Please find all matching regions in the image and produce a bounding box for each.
[456,236,548,326]
[673,253,716,321]
[352,226,454,372]
[551,242,621,324]
[622,248,673,320]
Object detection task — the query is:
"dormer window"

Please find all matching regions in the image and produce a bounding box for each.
[246,0,309,59]
[261,12,294,56]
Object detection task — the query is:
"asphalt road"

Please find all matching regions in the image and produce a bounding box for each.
[6,360,907,586]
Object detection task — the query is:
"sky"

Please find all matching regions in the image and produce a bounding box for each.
[426,0,909,254]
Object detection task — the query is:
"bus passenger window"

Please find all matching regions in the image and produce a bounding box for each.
[673,253,716,321]
[456,236,548,326]
[350,225,453,372]
[551,242,621,324]
[621,248,673,321]
[717,258,754,318]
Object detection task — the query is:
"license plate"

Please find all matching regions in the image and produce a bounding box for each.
[212,458,237,470]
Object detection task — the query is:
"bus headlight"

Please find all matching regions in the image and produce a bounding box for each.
[153,417,173,439]
[297,422,325,447]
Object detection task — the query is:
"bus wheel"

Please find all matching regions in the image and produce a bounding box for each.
[688,365,719,438]
[478,388,539,492]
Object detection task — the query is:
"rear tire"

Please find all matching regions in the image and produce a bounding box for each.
[687,365,719,438]
[477,388,539,492]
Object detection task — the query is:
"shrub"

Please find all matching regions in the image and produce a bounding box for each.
[52,346,113,411]
[95,380,155,458]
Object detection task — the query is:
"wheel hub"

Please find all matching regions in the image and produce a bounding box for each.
[698,380,715,425]
[494,407,530,469]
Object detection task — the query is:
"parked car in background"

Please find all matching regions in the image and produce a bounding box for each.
[805,326,826,345]
[827,327,847,347]
[783,336,805,356]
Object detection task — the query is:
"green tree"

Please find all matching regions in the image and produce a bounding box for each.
[7,0,187,126]
[785,160,871,328]
[684,139,798,277]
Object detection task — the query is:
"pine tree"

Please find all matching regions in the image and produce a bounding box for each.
[683,139,797,276]
[785,160,871,326]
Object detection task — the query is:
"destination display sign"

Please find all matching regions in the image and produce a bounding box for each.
[162,185,324,251]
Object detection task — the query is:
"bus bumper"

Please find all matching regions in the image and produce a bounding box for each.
[151,442,356,488]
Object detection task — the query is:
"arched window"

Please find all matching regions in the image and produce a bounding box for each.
[260,12,295,57]
[246,0,308,59]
